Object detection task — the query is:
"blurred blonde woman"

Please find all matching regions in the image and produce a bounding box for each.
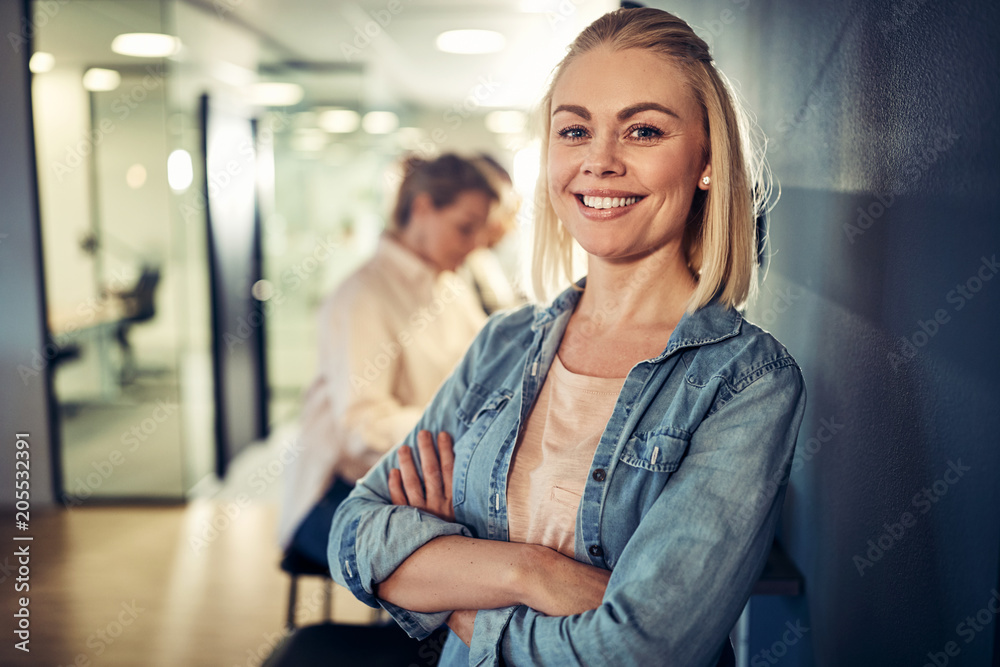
[329,9,806,666]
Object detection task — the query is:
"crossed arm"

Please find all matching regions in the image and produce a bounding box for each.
[332,362,805,664]
[377,430,611,645]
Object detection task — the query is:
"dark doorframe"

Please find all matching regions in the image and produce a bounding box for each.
[200,94,269,477]
[0,0,60,507]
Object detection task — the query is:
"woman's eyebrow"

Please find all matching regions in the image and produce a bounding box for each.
[617,102,680,120]
[552,102,680,121]
[552,104,590,120]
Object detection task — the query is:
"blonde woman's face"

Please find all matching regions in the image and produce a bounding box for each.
[547,47,711,262]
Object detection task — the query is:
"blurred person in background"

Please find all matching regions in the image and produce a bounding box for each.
[461,154,526,314]
[278,153,499,565]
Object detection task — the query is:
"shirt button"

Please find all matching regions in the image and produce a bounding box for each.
[588,545,603,558]
[592,468,606,482]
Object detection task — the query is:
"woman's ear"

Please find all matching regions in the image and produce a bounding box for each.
[697,164,712,191]
[410,192,435,220]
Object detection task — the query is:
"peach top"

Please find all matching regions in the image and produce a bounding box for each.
[506,355,626,557]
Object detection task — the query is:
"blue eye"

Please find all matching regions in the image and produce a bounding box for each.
[628,124,664,141]
[557,126,588,140]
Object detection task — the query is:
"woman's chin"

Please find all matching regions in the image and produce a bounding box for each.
[573,237,642,262]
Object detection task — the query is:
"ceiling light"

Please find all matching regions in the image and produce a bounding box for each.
[167,150,194,192]
[251,280,275,301]
[126,164,147,189]
[318,109,360,133]
[485,110,527,134]
[247,82,304,107]
[435,30,506,54]
[111,33,182,58]
[82,68,121,92]
[362,111,399,135]
[29,52,54,73]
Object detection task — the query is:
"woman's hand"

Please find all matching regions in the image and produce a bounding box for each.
[518,545,611,617]
[388,430,455,522]
[383,430,609,621]
[446,609,476,646]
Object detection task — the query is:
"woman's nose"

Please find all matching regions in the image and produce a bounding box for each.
[474,225,492,250]
[581,136,624,177]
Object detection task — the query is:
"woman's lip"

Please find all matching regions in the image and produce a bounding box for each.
[572,193,643,220]
[573,190,645,198]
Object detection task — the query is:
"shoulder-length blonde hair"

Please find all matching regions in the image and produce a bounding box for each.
[532,7,772,313]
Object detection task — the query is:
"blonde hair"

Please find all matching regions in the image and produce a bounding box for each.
[532,7,772,312]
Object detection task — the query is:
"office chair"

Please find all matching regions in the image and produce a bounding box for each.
[273,542,446,666]
[280,547,336,630]
[113,265,160,384]
[263,622,449,667]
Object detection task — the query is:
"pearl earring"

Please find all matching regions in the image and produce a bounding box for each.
[701,176,711,186]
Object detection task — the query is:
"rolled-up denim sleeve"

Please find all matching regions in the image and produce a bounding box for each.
[470,362,807,666]
[327,313,504,639]
[330,471,472,637]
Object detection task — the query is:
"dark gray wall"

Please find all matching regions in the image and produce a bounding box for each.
[647,0,999,663]
[0,0,57,509]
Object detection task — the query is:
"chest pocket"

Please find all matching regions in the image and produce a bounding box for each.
[453,383,513,506]
[598,431,692,564]
[618,430,690,473]
[603,431,691,543]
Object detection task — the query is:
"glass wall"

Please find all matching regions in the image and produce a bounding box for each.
[30,0,541,499]
[32,0,214,501]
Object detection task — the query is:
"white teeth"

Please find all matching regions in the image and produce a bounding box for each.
[581,195,639,209]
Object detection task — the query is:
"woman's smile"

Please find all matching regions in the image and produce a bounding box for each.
[573,190,647,219]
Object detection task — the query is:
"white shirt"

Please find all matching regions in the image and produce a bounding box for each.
[278,234,486,547]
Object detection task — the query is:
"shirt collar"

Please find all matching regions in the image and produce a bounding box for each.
[377,233,438,287]
[531,276,743,360]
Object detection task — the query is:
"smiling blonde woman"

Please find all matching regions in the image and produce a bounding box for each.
[328,9,806,666]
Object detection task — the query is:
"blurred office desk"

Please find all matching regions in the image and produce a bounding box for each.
[48,298,125,401]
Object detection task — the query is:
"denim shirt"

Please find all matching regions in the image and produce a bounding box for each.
[328,279,807,667]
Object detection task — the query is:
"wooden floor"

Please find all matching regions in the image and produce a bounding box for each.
[0,502,374,666]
